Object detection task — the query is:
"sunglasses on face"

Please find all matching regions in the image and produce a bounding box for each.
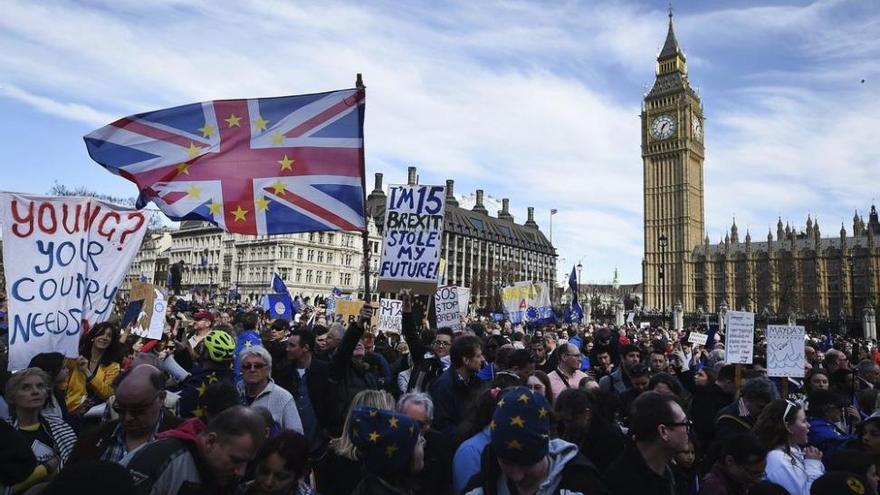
[242,362,267,371]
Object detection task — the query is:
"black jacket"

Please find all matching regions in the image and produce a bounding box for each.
[0,420,37,485]
[328,321,379,436]
[429,367,484,436]
[604,442,677,495]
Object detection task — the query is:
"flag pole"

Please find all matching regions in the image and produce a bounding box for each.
[356,73,372,304]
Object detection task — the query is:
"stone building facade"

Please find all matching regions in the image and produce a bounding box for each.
[641,13,880,328]
[366,167,556,310]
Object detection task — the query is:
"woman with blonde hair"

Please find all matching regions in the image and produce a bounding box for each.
[6,367,77,494]
[316,389,395,495]
[752,399,825,495]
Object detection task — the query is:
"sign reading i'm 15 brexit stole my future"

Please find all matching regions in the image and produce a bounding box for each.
[1,193,150,370]
[377,184,446,294]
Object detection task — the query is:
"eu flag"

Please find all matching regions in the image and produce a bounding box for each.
[568,266,583,323]
[272,273,289,294]
[268,293,293,319]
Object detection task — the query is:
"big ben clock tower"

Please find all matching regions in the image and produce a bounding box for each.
[642,10,705,313]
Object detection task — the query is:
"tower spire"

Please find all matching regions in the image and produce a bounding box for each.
[658,4,682,61]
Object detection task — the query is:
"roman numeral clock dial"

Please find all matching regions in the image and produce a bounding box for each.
[650,114,676,140]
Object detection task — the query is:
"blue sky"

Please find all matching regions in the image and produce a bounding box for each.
[1,0,878,285]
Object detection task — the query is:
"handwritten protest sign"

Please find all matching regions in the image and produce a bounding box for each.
[1,193,150,370]
[127,281,167,340]
[766,325,805,378]
[377,184,446,294]
[458,287,471,317]
[378,299,402,333]
[335,299,379,331]
[434,286,462,331]
[688,332,708,346]
[724,311,755,364]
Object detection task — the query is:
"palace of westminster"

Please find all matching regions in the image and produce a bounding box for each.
[642,12,879,327]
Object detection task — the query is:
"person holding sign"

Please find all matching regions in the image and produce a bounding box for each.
[64,322,122,416]
[5,368,77,493]
[753,400,824,495]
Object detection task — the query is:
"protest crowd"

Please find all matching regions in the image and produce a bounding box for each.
[1,289,880,495]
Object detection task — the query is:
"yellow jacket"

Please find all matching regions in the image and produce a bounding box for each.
[64,361,120,412]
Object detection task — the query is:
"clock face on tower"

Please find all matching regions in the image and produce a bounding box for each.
[691,116,703,141]
[650,114,676,140]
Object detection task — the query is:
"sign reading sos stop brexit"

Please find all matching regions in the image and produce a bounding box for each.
[1,193,150,370]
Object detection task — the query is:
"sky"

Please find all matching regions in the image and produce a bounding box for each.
[1,0,878,286]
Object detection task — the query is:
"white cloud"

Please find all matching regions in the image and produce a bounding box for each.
[0,0,877,287]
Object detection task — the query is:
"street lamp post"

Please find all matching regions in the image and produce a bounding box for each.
[658,233,668,314]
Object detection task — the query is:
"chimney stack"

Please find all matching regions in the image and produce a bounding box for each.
[373,173,383,192]
[472,189,488,215]
[525,207,538,229]
[498,198,514,221]
[407,166,418,185]
[445,179,459,207]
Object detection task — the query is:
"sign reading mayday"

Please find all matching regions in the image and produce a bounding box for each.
[378,184,446,294]
[1,193,150,370]
[766,325,806,378]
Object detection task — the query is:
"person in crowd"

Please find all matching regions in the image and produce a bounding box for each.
[605,392,690,495]
[199,379,241,424]
[715,376,777,442]
[591,348,615,380]
[804,369,830,394]
[397,392,452,495]
[530,335,555,374]
[5,367,77,494]
[124,405,266,494]
[806,389,854,455]
[506,348,535,382]
[462,386,608,495]
[649,372,686,399]
[430,335,485,435]
[238,346,303,434]
[27,352,70,420]
[187,309,216,355]
[41,460,136,495]
[548,343,589,399]
[68,364,181,464]
[317,323,344,362]
[281,327,332,454]
[699,433,768,495]
[553,388,625,473]
[313,326,329,356]
[65,321,122,415]
[328,305,380,436]
[599,344,642,395]
[649,348,669,374]
[809,472,875,495]
[317,389,395,495]
[347,406,424,495]
[241,430,313,495]
[671,435,700,495]
[528,370,554,406]
[826,449,880,494]
[476,334,508,381]
[234,312,264,379]
[264,318,290,380]
[617,363,653,422]
[407,327,452,392]
[824,349,850,374]
[452,374,523,494]
[165,329,237,419]
[0,420,38,487]
[856,359,880,390]
[752,399,825,495]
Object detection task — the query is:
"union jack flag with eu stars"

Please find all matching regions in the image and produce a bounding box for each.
[84,88,366,235]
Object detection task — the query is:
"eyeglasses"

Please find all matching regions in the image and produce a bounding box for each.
[242,362,267,371]
[433,341,451,347]
[663,419,693,431]
[113,393,160,416]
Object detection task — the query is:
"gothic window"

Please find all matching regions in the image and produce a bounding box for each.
[317,251,324,263]
[306,270,313,283]
[307,250,315,262]
[295,269,302,282]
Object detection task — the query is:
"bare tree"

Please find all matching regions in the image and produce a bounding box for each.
[47,181,165,230]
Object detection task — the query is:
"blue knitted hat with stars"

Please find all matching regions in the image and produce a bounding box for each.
[490,386,551,466]
[349,406,420,476]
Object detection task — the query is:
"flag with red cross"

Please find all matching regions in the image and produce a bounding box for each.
[84,88,366,235]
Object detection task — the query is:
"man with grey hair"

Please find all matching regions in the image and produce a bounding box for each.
[316,323,345,362]
[396,391,452,495]
[715,377,778,442]
[856,359,880,390]
[238,346,303,434]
